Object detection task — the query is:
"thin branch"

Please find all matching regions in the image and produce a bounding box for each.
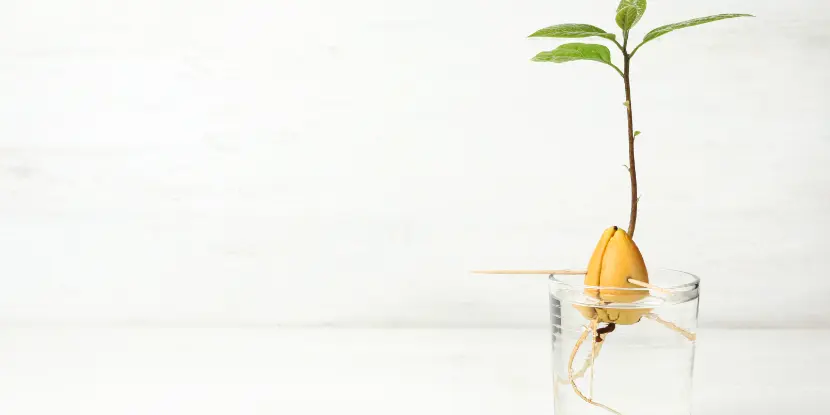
[612,38,626,54]
[608,62,625,78]
[630,42,645,57]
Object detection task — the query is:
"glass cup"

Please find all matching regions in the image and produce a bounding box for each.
[549,269,700,415]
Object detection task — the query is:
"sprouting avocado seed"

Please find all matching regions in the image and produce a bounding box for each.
[586,226,649,302]
[576,226,650,325]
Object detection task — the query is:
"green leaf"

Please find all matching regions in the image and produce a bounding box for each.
[641,14,753,44]
[532,43,623,76]
[634,131,641,137]
[528,24,616,40]
[532,43,613,65]
[616,0,647,30]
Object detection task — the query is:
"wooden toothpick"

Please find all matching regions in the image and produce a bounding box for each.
[474,270,696,342]
[626,278,673,295]
[472,269,587,275]
[473,271,675,295]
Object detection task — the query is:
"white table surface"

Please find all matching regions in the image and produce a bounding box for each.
[0,327,823,414]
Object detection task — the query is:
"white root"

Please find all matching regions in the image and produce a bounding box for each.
[562,314,693,415]
[644,313,697,341]
[557,331,607,385]
[589,319,597,399]
[568,323,622,415]
[555,278,694,415]
[564,314,692,387]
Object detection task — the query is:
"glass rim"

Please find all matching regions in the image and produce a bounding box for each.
[548,268,700,293]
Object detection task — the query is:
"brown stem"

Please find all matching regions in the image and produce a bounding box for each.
[623,53,638,238]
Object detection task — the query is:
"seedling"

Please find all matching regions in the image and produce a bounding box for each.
[475,1,752,413]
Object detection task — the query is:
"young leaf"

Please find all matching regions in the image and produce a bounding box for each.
[640,14,753,45]
[532,43,623,76]
[529,24,616,40]
[616,0,647,30]
[532,43,612,64]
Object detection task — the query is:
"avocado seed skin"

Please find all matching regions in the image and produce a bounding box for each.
[576,227,650,325]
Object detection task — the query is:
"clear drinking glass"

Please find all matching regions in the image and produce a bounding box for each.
[549,269,700,415]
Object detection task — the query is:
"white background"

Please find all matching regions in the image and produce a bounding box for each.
[0,0,828,329]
